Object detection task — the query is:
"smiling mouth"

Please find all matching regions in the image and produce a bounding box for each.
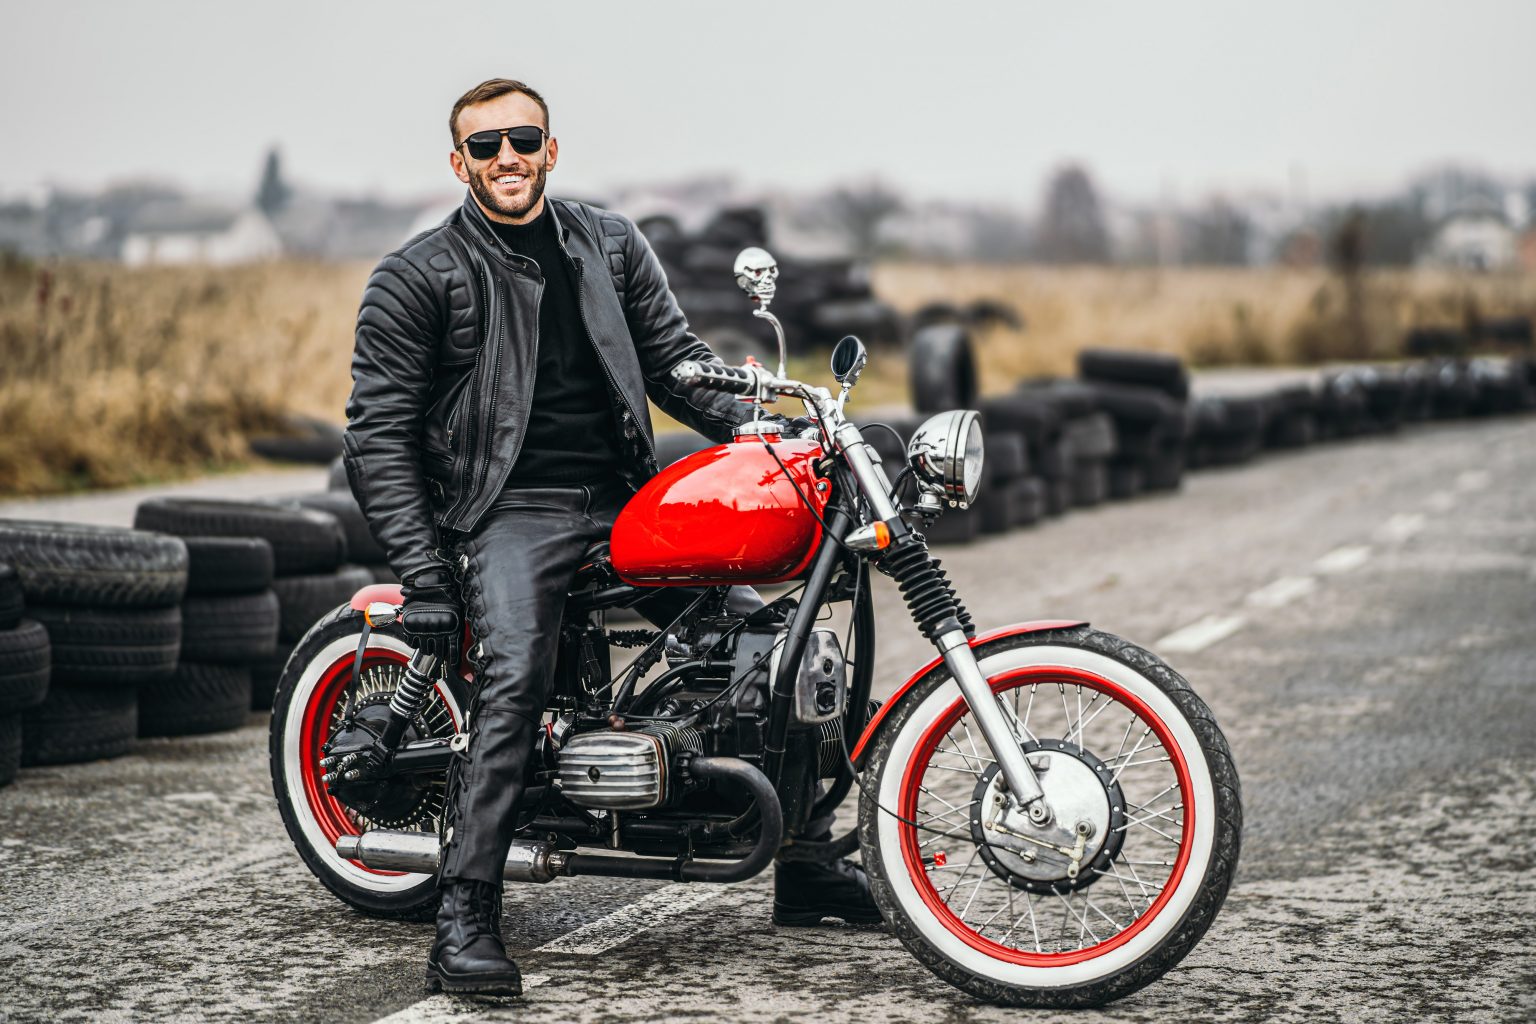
[493,173,527,187]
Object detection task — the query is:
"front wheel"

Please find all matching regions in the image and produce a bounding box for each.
[858,626,1241,1007]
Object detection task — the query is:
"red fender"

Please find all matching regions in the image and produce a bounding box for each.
[850,620,1088,767]
[349,584,403,610]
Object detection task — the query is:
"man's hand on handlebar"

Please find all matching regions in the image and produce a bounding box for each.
[399,567,461,660]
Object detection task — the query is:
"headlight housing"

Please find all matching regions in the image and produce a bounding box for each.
[906,410,984,508]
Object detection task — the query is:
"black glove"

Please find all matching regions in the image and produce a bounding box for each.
[399,567,461,661]
[763,413,819,440]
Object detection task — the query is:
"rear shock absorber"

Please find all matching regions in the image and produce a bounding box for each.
[378,650,440,749]
[875,535,976,641]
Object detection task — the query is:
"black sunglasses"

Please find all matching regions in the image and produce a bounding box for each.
[459,125,547,160]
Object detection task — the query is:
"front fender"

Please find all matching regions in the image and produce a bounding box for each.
[849,619,1087,768]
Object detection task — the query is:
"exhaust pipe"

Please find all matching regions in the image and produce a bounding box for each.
[335,756,783,885]
[336,830,567,883]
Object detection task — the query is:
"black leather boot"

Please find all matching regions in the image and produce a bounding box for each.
[773,858,884,927]
[425,879,522,996]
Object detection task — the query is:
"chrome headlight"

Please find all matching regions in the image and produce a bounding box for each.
[906,410,984,507]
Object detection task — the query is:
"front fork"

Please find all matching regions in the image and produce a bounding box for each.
[934,629,1051,822]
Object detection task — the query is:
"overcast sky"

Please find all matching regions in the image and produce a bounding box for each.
[4,0,1533,209]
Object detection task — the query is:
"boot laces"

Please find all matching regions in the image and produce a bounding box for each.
[464,881,501,932]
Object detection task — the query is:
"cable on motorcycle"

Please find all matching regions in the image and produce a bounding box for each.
[617,582,808,724]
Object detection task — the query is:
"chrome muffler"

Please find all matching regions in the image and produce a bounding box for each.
[335,830,568,883]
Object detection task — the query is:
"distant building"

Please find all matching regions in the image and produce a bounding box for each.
[120,202,282,266]
[1422,196,1518,271]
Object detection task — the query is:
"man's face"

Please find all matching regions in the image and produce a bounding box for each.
[450,91,558,225]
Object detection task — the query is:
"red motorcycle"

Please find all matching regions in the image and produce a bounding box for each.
[270,248,1240,1007]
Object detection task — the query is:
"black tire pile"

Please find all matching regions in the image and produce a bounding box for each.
[0,564,48,785]
[0,522,187,770]
[132,498,370,711]
[1187,357,1536,469]
[847,338,1535,547]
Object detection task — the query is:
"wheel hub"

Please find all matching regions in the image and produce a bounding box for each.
[324,693,437,828]
[969,739,1127,894]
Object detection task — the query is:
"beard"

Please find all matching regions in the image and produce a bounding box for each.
[468,160,549,221]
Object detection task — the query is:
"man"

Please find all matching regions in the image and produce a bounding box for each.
[344,78,878,998]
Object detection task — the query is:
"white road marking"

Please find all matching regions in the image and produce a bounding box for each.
[536,883,720,955]
[1375,513,1426,544]
[1425,489,1458,513]
[1156,613,1248,654]
[370,885,719,1022]
[1313,545,1372,575]
[1455,469,1491,492]
[1245,576,1317,609]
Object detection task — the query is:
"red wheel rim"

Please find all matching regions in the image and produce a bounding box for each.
[296,648,458,874]
[897,666,1195,966]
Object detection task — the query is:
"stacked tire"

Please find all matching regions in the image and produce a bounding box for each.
[909,323,979,413]
[296,480,397,586]
[1264,384,1319,449]
[979,392,1067,520]
[141,536,279,736]
[1075,350,1190,495]
[0,522,187,766]
[1188,394,1271,467]
[0,564,49,785]
[1016,376,1118,509]
[133,499,362,711]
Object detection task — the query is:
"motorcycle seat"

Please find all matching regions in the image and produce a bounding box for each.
[572,540,615,589]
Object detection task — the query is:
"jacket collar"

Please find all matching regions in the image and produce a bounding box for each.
[457,191,576,265]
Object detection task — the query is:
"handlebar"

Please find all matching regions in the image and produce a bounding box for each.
[671,359,765,396]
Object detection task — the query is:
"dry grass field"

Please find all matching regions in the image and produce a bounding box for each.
[873,263,1536,393]
[1,255,1531,495]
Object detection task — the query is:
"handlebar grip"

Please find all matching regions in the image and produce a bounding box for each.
[671,360,759,396]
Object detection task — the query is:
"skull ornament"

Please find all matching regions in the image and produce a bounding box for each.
[733,247,779,308]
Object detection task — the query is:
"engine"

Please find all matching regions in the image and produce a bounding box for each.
[552,613,850,812]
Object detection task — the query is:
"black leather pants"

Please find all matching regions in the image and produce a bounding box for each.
[438,481,837,885]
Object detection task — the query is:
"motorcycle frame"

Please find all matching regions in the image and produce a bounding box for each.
[346,496,875,864]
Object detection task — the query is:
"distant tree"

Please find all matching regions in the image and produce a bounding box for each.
[826,181,902,261]
[1036,165,1109,264]
[255,148,292,217]
[1314,200,1432,266]
[1186,198,1251,266]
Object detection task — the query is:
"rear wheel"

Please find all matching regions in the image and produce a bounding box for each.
[269,606,464,921]
[858,627,1240,1007]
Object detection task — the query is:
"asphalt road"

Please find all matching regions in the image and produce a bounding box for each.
[1,415,1533,1024]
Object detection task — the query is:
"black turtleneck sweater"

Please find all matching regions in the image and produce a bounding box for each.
[491,206,621,486]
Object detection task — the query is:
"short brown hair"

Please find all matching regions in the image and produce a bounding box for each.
[449,79,550,146]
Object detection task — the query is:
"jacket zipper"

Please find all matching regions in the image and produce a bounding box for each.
[567,252,657,470]
[443,260,493,524]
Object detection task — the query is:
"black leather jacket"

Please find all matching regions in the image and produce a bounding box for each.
[343,194,752,583]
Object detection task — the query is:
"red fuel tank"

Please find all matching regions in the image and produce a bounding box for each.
[611,436,829,586]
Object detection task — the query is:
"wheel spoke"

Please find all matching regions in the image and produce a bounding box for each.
[1115,817,1183,845]
[1122,801,1183,830]
[1056,890,1101,947]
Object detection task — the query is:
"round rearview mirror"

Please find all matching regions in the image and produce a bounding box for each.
[830,335,868,385]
